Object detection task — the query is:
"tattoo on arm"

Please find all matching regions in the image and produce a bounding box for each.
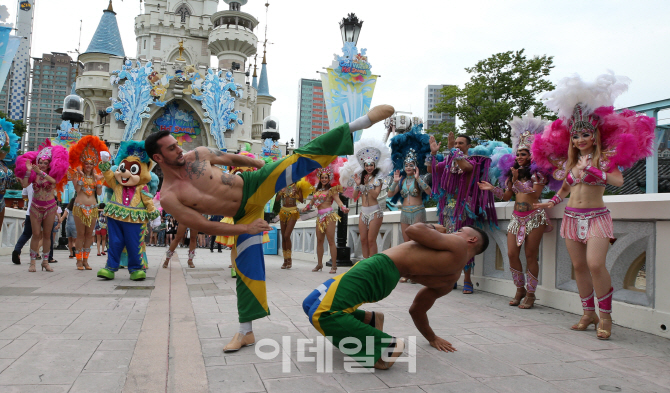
[221,173,235,186]
[185,150,207,179]
[207,147,224,157]
[515,201,532,212]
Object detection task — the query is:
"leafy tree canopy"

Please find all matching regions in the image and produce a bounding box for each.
[428,49,556,145]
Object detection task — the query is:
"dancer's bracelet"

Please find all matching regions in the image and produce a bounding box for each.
[491,186,504,200]
[584,165,607,183]
[389,181,398,192]
[550,194,564,206]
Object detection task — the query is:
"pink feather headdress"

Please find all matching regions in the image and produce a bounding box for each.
[15,139,69,184]
[532,72,655,177]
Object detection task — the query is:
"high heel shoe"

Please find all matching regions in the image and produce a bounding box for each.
[571,314,599,331]
[29,260,36,273]
[329,267,337,274]
[286,258,292,270]
[41,261,53,272]
[509,287,526,306]
[76,259,84,271]
[312,263,323,272]
[597,318,612,340]
[281,260,288,269]
[82,260,92,270]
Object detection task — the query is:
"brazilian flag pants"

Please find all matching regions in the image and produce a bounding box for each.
[302,254,401,367]
[231,123,354,323]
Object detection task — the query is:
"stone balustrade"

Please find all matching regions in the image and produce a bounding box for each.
[282,194,670,338]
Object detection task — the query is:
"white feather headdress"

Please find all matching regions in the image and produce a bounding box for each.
[542,71,630,119]
[509,112,548,153]
[340,137,393,188]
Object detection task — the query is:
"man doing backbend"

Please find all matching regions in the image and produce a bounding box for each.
[146,105,395,352]
[303,222,489,369]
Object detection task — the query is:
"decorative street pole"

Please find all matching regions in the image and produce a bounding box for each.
[328,14,363,268]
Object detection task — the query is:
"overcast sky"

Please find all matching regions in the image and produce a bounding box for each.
[5,0,670,142]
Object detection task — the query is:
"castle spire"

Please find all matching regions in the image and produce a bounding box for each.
[252,54,258,89]
[84,1,125,56]
[257,2,272,97]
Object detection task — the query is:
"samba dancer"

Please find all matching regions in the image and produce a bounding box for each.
[533,73,654,339]
[277,179,311,269]
[16,140,69,272]
[68,136,109,270]
[304,159,348,273]
[0,118,19,230]
[340,138,393,259]
[478,113,555,308]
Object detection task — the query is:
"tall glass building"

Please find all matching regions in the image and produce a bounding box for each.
[27,52,82,151]
[424,84,456,130]
[296,79,329,147]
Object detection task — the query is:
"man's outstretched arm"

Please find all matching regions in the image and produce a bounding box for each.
[405,222,467,252]
[202,147,264,169]
[409,286,457,352]
[162,196,271,236]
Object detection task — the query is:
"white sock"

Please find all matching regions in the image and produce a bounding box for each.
[349,114,372,132]
[239,321,252,335]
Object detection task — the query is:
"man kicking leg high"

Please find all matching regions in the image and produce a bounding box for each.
[303,222,489,369]
[147,105,395,352]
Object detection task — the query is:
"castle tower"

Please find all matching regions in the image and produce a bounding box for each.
[76,0,125,137]
[135,0,217,65]
[209,0,258,71]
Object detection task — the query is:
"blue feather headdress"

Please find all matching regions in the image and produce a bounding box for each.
[0,118,20,165]
[115,141,150,165]
[390,124,431,175]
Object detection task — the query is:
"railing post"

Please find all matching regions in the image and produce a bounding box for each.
[328,195,352,267]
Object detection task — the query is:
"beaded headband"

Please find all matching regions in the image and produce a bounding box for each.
[81,145,99,165]
[316,166,334,181]
[569,103,598,136]
[517,131,534,152]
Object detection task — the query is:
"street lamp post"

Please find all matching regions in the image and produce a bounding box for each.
[328,13,364,268]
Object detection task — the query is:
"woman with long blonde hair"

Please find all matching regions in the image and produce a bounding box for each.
[533,73,655,340]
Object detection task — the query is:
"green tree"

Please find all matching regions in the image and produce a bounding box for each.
[429,49,556,145]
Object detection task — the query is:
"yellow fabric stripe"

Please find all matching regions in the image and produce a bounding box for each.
[311,272,363,335]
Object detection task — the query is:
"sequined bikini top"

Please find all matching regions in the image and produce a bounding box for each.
[33,176,55,199]
[511,173,547,194]
[565,156,606,187]
[311,186,342,207]
[400,178,420,198]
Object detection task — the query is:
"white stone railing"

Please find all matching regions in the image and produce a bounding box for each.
[0,208,27,256]
[282,194,670,338]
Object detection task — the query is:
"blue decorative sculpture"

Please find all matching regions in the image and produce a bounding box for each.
[107,60,172,141]
[192,69,244,150]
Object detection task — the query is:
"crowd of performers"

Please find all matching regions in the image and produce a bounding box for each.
[0,71,658,367]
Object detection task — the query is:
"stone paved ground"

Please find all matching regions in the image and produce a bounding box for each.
[0,246,669,393]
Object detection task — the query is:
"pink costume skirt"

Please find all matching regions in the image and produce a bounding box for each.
[560,206,614,244]
[508,209,552,247]
[30,198,58,223]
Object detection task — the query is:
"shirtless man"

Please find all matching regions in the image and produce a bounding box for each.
[302,222,489,369]
[145,105,395,352]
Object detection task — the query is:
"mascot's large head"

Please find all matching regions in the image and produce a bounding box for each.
[114,141,153,187]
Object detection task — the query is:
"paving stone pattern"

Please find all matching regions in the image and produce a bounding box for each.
[0,247,669,392]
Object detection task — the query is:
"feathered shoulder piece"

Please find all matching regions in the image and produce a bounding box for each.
[0,118,20,166]
[69,135,110,173]
[16,139,69,184]
[340,137,392,189]
[389,124,431,175]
